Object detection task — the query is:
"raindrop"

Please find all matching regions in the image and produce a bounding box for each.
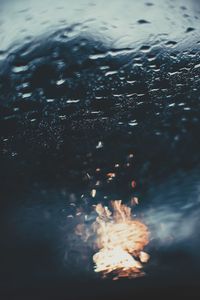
[140,45,151,52]
[185,27,195,33]
[165,41,177,47]
[22,92,32,98]
[168,103,175,108]
[129,121,138,126]
[180,6,187,10]
[96,141,103,149]
[12,65,29,73]
[145,2,154,6]
[56,79,65,85]
[194,63,200,69]
[137,19,150,24]
[105,70,118,77]
[66,99,80,103]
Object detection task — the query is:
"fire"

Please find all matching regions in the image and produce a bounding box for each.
[73,153,150,279]
[93,247,142,276]
[75,197,149,278]
[75,201,150,279]
[92,200,150,279]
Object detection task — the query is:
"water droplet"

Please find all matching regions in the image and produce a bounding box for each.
[140,45,151,52]
[194,63,200,69]
[12,65,29,73]
[128,120,138,126]
[96,141,103,149]
[185,27,195,33]
[105,70,118,77]
[56,79,65,85]
[137,19,150,24]
[165,41,177,47]
[145,2,154,6]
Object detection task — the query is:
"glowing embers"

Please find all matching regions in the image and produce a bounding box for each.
[92,201,149,279]
[76,200,150,280]
[93,247,142,277]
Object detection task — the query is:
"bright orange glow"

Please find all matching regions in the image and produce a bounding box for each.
[75,200,150,279]
[92,200,150,279]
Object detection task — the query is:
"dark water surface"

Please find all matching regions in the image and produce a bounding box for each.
[0,0,200,298]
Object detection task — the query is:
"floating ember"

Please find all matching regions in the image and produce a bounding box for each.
[92,200,150,279]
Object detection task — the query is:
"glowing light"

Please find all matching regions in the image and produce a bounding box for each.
[76,200,150,279]
[92,201,149,279]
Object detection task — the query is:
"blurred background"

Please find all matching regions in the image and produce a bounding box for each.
[0,0,200,298]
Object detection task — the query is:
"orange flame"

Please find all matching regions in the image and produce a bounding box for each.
[92,200,150,279]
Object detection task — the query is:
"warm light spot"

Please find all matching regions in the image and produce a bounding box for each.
[92,200,150,279]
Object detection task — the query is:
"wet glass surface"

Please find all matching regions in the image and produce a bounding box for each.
[0,0,200,298]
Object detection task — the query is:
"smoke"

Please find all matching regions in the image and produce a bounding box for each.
[145,203,200,245]
[143,170,200,248]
